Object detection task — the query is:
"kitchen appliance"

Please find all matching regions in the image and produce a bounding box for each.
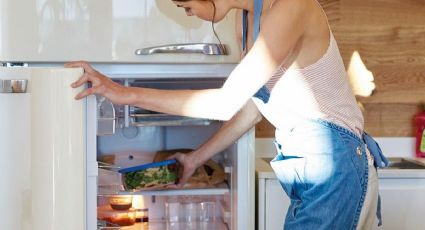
[0,1,254,230]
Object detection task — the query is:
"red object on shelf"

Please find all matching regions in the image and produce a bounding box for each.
[415,105,425,158]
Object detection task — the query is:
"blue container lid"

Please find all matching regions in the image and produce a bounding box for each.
[118,159,177,174]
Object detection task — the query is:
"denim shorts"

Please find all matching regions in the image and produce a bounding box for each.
[270,119,387,230]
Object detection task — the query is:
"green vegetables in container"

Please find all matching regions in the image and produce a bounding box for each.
[119,159,178,191]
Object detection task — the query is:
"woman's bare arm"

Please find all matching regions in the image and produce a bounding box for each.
[170,99,262,186]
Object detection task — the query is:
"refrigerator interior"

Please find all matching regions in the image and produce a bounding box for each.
[89,77,255,230]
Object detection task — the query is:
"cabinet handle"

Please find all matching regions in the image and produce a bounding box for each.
[0,79,28,93]
[135,43,227,55]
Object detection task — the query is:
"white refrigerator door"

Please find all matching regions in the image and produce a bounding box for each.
[0,67,87,230]
[0,69,32,230]
[0,0,239,64]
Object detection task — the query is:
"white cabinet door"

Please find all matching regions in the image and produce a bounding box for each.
[265,179,290,230]
[0,93,31,230]
[373,178,425,230]
[257,179,290,230]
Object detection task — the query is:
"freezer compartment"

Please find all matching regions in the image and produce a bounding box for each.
[1,0,239,63]
[111,78,224,128]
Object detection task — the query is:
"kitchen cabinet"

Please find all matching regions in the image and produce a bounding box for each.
[257,176,289,230]
[256,158,289,230]
[373,170,425,230]
[256,158,425,230]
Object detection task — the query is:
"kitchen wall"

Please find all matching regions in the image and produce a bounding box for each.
[256,0,425,138]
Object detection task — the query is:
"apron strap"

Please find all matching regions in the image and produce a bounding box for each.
[242,0,270,103]
[363,132,389,168]
[242,0,263,50]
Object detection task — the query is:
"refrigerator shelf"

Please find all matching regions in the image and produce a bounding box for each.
[116,220,228,230]
[129,114,215,127]
[116,183,229,196]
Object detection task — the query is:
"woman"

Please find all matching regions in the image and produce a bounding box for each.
[67,0,388,229]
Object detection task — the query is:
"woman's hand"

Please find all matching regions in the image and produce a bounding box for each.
[65,61,131,105]
[168,151,203,188]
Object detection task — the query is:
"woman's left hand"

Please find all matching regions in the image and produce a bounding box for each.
[65,61,131,105]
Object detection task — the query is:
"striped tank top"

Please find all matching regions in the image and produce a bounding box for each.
[252,32,364,139]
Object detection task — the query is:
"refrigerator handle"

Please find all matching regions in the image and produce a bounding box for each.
[135,43,228,55]
[0,79,28,93]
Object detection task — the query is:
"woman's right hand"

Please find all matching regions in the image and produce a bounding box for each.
[168,151,203,188]
[65,61,131,105]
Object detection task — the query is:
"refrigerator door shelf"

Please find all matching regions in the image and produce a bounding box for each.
[116,183,230,197]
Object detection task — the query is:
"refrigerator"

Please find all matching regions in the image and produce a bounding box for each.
[0,1,255,230]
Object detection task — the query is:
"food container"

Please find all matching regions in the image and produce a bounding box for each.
[109,195,133,210]
[98,205,136,226]
[97,219,121,230]
[135,208,149,223]
[119,159,178,191]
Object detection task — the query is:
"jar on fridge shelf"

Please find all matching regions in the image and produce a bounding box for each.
[109,195,133,211]
[135,208,149,223]
[98,205,136,227]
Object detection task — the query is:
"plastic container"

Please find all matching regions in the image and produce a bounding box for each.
[135,208,149,223]
[109,195,133,210]
[98,206,136,226]
[415,104,425,158]
[199,201,216,222]
[119,159,178,191]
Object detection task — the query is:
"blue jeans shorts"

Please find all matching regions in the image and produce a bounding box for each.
[270,119,387,230]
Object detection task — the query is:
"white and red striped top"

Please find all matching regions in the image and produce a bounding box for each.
[252,32,364,139]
